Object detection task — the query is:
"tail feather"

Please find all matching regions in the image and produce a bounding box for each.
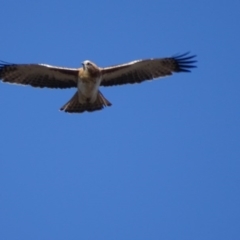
[60,91,112,113]
[98,90,112,107]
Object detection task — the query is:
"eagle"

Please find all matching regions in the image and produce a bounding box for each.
[0,52,196,113]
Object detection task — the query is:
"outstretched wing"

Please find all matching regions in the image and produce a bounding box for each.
[100,52,197,87]
[0,62,79,89]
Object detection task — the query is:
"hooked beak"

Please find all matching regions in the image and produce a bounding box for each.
[82,62,85,70]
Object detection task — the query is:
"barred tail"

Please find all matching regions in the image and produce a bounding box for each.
[60,91,112,113]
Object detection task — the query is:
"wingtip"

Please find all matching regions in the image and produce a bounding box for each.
[0,60,13,65]
[173,52,197,72]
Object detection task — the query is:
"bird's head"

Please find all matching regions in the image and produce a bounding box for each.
[82,60,96,71]
[82,60,100,77]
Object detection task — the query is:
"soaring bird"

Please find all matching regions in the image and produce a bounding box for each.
[0,53,196,113]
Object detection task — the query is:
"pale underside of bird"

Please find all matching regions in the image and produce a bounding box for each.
[0,52,196,113]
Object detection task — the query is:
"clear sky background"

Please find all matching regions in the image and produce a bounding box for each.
[0,1,239,240]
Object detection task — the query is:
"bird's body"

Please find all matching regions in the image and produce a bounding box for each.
[0,53,197,113]
[77,68,101,103]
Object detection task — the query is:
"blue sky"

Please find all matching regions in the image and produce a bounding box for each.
[0,1,239,239]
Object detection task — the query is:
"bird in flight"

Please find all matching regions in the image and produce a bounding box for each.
[0,52,196,113]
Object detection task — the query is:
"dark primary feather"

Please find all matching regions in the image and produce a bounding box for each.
[100,52,197,87]
[171,52,197,72]
[0,62,79,89]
